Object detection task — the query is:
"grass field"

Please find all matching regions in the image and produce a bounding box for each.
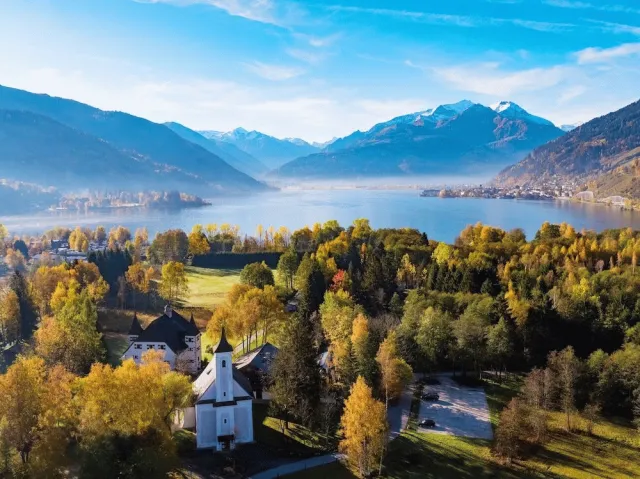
[178,266,242,310]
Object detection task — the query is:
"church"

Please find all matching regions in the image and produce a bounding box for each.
[191,328,254,450]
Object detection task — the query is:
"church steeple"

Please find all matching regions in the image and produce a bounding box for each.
[214,327,233,353]
[214,327,234,403]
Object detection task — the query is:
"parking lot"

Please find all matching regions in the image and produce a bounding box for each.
[417,375,493,440]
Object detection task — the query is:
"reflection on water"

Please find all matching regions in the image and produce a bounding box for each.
[2,190,639,243]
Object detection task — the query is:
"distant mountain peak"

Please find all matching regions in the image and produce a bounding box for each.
[560,122,583,132]
[491,100,554,126]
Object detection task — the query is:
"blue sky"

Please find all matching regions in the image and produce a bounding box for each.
[1,0,639,142]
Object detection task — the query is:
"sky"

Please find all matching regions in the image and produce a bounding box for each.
[1,0,639,142]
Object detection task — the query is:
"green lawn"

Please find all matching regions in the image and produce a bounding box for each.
[178,266,242,310]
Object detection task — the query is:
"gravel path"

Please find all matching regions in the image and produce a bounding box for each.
[418,375,493,440]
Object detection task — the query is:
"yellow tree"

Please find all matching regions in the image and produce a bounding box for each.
[376,331,413,409]
[0,357,76,474]
[339,376,388,478]
[94,225,107,242]
[69,227,89,252]
[0,288,20,344]
[4,248,26,271]
[125,262,152,308]
[188,225,210,256]
[76,352,191,475]
[158,261,189,303]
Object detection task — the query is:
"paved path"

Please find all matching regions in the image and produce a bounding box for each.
[387,379,414,439]
[417,375,493,440]
[248,454,341,479]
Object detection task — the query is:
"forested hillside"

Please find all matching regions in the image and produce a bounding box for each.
[495,99,640,193]
[0,84,268,194]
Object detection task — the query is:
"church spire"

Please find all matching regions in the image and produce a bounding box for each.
[129,312,143,336]
[214,327,233,353]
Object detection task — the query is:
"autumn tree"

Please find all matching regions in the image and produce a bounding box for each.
[69,226,89,252]
[8,271,37,341]
[295,254,326,319]
[376,331,413,409]
[239,261,275,289]
[188,224,210,256]
[148,229,189,264]
[35,283,104,374]
[0,357,76,475]
[94,225,107,243]
[494,398,528,463]
[4,248,26,271]
[125,262,153,308]
[351,313,377,385]
[158,261,188,303]
[76,352,192,477]
[276,247,299,290]
[339,376,388,478]
[0,288,20,345]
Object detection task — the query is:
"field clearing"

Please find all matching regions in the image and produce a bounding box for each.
[178,266,242,310]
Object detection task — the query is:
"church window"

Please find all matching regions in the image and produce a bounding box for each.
[222,360,226,368]
[224,419,227,424]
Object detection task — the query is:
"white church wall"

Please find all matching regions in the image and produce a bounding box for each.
[196,405,217,449]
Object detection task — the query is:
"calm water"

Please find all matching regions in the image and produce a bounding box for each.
[2,190,640,243]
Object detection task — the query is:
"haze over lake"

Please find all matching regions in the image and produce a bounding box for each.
[2,190,640,243]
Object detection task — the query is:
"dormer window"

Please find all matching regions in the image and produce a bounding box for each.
[222,360,226,368]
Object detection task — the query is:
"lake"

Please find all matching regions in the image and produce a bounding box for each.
[2,189,640,243]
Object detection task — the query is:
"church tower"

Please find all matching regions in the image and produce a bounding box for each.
[214,328,234,403]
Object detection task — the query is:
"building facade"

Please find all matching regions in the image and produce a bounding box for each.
[122,306,201,374]
[192,328,254,451]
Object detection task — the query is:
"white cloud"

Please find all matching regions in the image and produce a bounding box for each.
[559,85,587,103]
[134,0,303,26]
[590,20,640,35]
[431,63,570,96]
[243,61,305,80]
[286,48,325,64]
[576,43,640,63]
[544,0,640,15]
[325,5,575,32]
[293,32,342,48]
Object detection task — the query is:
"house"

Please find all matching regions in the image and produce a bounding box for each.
[191,328,254,451]
[234,342,279,399]
[122,306,201,374]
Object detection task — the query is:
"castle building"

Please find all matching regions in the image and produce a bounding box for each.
[122,306,201,374]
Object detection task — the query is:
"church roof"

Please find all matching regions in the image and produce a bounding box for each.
[234,342,279,372]
[128,313,143,336]
[132,308,199,354]
[213,327,234,354]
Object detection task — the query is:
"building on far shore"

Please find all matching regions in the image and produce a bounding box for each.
[122,306,201,374]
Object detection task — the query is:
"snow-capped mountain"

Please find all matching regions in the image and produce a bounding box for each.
[199,128,319,170]
[560,123,583,132]
[490,101,554,126]
[274,100,565,180]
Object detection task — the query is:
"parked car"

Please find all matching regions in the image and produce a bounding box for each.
[422,392,440,401]
[419,419,436,428]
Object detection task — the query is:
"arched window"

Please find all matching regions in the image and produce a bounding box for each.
[222,360,226,368]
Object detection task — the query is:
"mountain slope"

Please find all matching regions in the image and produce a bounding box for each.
[494,99,640,189]
[0,84,267,193]
[164,122,268,178]
[0,109,207,192]
[273,102,564,180]
[200,128,319,170]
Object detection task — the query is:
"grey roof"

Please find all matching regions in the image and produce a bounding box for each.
[234,342,279,372]
[133,309,199,354]
[213,327,234,353]
[129,313,143,336]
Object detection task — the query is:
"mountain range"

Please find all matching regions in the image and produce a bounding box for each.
[494,99,640,199]
[0,84,268,196]
[199,128,320,170]
[271,100,565,180]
